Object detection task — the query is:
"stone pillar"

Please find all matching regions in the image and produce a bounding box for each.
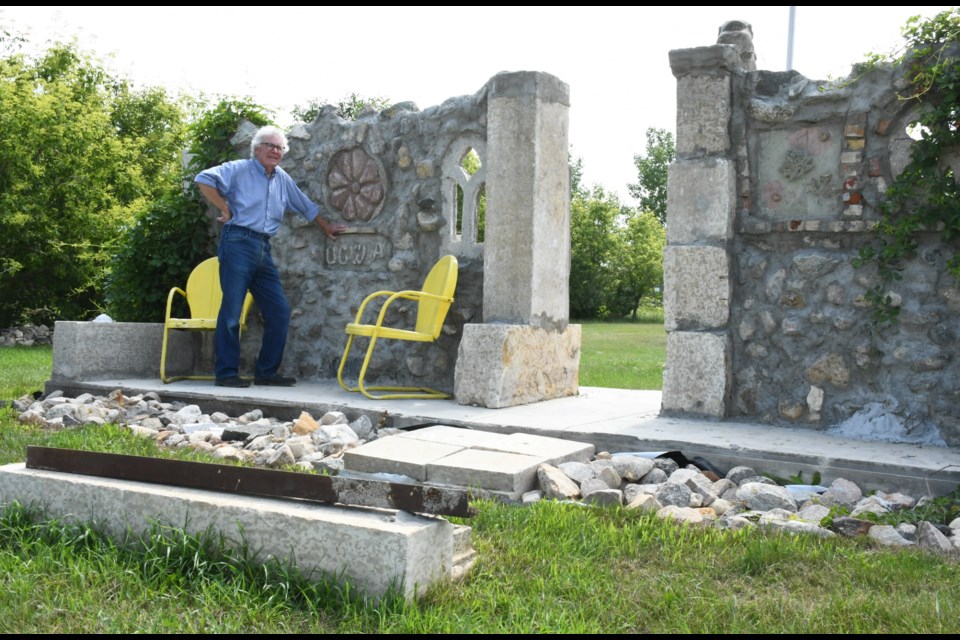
[454,71,581,408]
[661,40,744,418]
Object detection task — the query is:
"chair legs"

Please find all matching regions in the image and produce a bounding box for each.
[160,326,217,384]
[337,334,451,400]
[161,326,169,383]
[160,325,183,383]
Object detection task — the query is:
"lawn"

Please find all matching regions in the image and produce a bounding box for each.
[0,320,667,395]
[2,338,959,633]
[578,319,665,390]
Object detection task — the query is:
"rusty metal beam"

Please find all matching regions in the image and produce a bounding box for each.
[25,446,473,518]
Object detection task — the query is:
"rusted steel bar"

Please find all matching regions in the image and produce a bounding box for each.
[25,446,473,517]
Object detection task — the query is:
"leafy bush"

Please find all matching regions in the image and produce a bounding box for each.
[104,97,273,321]
[291,92,391,123]
[184,96,272,177]
[104,189,213,322]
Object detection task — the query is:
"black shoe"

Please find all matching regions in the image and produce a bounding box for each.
[254,375,297,387]
[215,376,250,388]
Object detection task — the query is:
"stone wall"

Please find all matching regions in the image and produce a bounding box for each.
[227,89,490,393]
[664,21,960,447]
[223,71,579,407]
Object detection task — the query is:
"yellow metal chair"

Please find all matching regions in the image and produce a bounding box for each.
[337,255,459,399]
[160,257,254,383]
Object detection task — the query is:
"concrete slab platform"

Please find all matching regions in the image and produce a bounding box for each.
[426,448,547,499]
[473,432,594,464]
[397,425,511,448]
[345,428,593,497]
[0,462,463,601]
[342,437,464,481]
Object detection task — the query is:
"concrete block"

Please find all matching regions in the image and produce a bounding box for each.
[426,449,546,499]
[485,71,571,326]
[661,331,731,418]
[674,72,732,157]
[51,320,260,384]
[52,320,187,381]
[397,425,511,448]
[666,159,736,245]
[342,436,464,481]
[663,246,731,331]
[0,463,460,601]
[669,44,742,77]
[755,126,843,219]
[474,432,594,464]
[454,324,580,408]
[363,428,593,497]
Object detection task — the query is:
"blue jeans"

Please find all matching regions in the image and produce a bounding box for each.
[216,225,291,380]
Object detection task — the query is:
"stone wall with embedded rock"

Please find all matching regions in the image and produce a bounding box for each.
[664,20,960,447]
[216,71,576,407]
[225,88,493,392]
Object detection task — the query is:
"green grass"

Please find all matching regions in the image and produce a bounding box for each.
[0,494,957,633]
[0,321,666,396]
[2,342,960,633]
[0,344,52,402]
[578,318,665,390]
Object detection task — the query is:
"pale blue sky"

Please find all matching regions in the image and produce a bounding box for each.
[1,6,953,204]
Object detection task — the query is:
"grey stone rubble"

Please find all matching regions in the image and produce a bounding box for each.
[11,389,960,559]
[0,324,53,347]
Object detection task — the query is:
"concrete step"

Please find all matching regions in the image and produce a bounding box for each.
[0,462,467,602]
[451,524,476,581]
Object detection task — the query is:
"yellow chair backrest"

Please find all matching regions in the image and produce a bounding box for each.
[181,257,253,325]
[184,257,224,321]
[414,255,458,338]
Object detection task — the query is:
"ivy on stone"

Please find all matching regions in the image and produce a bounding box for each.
[853,8,960,326]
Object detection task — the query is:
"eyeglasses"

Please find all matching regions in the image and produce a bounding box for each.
[260,142,285,153]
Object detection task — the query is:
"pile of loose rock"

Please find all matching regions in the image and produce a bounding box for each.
[11,388,960,558]
[0,325,53,347]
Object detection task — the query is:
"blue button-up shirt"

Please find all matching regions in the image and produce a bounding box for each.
[195,158,320,236]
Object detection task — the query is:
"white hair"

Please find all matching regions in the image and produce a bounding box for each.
[250,125,288,157]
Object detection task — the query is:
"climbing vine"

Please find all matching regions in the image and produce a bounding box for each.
[852,8,960,325]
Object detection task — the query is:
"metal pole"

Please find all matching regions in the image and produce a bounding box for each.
[787,6,796,70]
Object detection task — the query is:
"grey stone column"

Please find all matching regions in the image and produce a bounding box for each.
[661,44,742,418]
[454,71,581,408]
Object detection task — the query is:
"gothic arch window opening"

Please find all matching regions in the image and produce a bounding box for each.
[443,141,486,247]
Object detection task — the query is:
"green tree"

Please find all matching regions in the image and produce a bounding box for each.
[111,85,187,199]
[628,127,675,225]
[569,184,621,319]
[609,211,665,319]
[569,152,585,199]
[104,189,213,322]
[455,148,486,242]
[0,37,185,326]
[291,92,391,123]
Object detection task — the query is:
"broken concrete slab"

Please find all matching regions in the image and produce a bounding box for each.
[397,425,511,448]
[0,462,467,602]
[342,437,464,481]
[472,431,594,464]
[426,448,547,499]
[345,429,595,500]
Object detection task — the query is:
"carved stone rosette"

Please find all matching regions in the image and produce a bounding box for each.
[326,147,387,222]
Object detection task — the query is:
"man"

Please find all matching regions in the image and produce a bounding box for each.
[195,125,346,388]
